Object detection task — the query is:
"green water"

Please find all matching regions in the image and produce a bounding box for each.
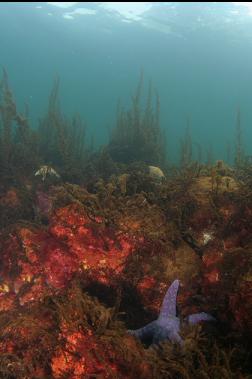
[1,2,252,163]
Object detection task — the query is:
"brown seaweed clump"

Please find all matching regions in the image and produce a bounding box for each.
[0,69,40,183]
[147,326,252,379]
[0,281,151,379]
[107,73,167,168]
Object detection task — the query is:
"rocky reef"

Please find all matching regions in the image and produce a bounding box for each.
[0,166,252,378]
[0,71,252,378]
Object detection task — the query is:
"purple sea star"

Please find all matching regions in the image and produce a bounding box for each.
[128,279,215,346]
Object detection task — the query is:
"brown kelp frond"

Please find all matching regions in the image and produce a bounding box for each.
[180,118,192,169]
[0,69,39,181]
[234,108,245,169]
[0,304,58,378]
[146,327,252,379]
[38,78,90,182]
[0,71,96,187]
[51,282,105,332]
[108,72,167,167]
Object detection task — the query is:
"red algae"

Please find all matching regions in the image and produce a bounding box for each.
[49,204,138,283]
[0,188,20,207]
[0,172,252,377]
[0,203,140,307]
[51,328,121,379]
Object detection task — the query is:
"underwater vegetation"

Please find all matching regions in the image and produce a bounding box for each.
[0,71,93,186]
[180,119,193,169]
[38,77,91,183]
[0,69,40,182]
[107,72,167,167]
[0,70,252,378]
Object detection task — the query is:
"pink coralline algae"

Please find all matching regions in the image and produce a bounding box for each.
[0,203,140,308]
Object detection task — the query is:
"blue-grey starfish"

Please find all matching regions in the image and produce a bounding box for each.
[128,279,215,346]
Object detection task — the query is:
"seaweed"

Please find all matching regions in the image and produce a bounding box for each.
[38,77,91,182]
[0,71,95,188]
[107,73,167,167]
[234,108,245,169]
[0,69,39,182]
[147,326,252,379]
[180,118,192,169]
[0,279,151,379]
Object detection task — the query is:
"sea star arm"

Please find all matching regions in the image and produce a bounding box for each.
[158,279,180,320]
[187,312,216,325]
[128,320,157,340]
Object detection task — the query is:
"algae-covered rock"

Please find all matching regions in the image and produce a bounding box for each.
[202,246,252,337]
[148,165,165,182]
[189,176,239,204]
[0,175,252,377]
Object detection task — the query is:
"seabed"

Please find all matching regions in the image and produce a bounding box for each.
[0,71,251,378]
